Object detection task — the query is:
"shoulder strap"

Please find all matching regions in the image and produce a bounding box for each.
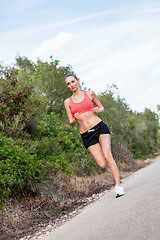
[83,91,87,98]
[84,91,91,101]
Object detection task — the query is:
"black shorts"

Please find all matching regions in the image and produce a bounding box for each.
[81,121,110,149]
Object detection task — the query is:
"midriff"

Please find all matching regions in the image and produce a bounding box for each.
[77,111,102,134]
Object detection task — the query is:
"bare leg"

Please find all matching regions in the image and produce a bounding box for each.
[99,134,121,186]
[87,136,121,186]
[87,143,107,169]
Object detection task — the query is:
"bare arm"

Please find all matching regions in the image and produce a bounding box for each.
[89,91,104,113]
[64,99,77,126]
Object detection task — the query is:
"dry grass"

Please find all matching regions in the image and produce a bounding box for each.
[0,154,156,240]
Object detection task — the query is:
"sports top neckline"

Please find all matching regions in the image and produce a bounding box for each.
[70,91,85,104]
[70,91,94,115]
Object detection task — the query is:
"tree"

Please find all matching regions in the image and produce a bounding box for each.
[0,64,42,139]
[29,57,73,114]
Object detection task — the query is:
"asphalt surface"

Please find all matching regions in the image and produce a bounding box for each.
[40,156,160,240]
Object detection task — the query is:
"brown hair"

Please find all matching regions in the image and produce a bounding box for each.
[65,74,78,80]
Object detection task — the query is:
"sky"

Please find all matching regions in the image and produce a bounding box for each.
[0,0,160,113]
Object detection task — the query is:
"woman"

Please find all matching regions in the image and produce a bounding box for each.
[64,74,125,198]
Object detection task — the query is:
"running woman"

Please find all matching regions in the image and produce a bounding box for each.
[64,74,125,198]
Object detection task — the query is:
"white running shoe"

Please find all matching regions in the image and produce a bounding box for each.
[115,185,125,198]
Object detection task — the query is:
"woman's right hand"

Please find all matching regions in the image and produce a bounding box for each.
[74,112,80,120]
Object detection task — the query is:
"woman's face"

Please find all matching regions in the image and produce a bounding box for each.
[65,76,79,92]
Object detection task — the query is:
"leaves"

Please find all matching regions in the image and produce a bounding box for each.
[99,85,160,159]
[0,134,41,202]
[0,56,159,204]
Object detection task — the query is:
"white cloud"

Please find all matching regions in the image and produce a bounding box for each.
[29,4,160,113]
[149,65,160,79]
[137,83,160,111]
[30,32,78,61]
[1,1,160,112]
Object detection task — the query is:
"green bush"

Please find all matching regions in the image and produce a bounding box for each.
[158,130,160,146]
[0,133,41,202]
[1,58,159,206]
[43,153,74,177]
[35,112,97,176]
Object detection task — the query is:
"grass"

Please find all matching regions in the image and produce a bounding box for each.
[0,155,154,240]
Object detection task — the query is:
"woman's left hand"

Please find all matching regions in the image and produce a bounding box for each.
[93,107,100,113]
[93,107,104,113]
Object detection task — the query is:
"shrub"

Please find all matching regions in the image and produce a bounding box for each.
[35,112,97,176]
[0,133,41,203]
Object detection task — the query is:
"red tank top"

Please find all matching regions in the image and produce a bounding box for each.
[70,91,94,115]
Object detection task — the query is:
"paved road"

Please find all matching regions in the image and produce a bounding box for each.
[41,157,160,240]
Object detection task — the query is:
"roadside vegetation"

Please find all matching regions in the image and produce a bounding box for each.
[0,56,159,239]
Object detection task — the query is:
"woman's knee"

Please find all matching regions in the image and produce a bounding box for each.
[99,161,107,169]
[104,152,113,163]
